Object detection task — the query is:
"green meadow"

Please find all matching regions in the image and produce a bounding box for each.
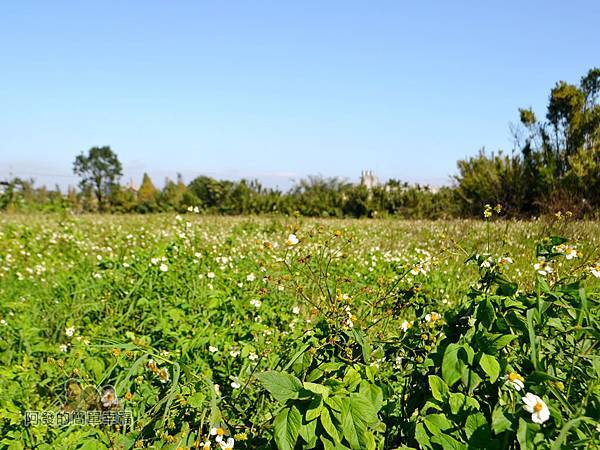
[0,214,598,449]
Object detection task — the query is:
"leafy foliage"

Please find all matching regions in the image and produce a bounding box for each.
[0,213,598,449]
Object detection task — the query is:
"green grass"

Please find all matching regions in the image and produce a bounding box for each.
[0,214,598,449]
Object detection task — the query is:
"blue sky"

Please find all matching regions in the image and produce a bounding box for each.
[1,1,598,190]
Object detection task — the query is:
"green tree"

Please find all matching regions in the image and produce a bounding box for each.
[73,146,123,210]
[137,173,158,212]
[159,174,188,211]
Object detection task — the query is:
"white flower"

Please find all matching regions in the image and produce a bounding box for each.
[292,306,300,315]
[207,272,216,279]
[249,299,262,308]
[564,247,579,260]
[59,344,68,352]
[246,273,255,282]
[410,264,428,276]
[158,367,170,384]
[522,392,550,424]
[401,320,413,332]
[159,263,168,272]
[210,427,227,442]
[498,256,513,267]
[101,387,119,407]
[505,372,525,391]
[65,326,75,337]
[589,262,600,278]
[0,319,7,326]
[219,437,235,449]
[199,442,212,450]
[555,244,579,260]
[248,352,258,361]
[424,312,441,323]
[209,345,218,353]
[286,234,299,246]
[480,257,493,268]
[214,384,221,395]
[229,349,240,358]
[146,359,158,372]
[534,257,553,276]
[230,377,241,389]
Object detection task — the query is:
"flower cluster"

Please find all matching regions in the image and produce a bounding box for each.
[146,359,170,384]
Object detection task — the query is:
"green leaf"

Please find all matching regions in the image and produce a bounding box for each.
[550,417,587,450]
[479,333,518,353]
[324,396,344,412]
[320,435,350,450]
[320,406,340,443]
[448,392,479,414]
[305,395,323,422]
[491,407,512,434]
[496,277,518,296]
[351,328,371,363]
[341,398,364,449]
[461,365,482,393]
[299,418,318,447]
[526,309,538,370]
[517,418,539,450]
[340,395,379,449]
[342,367,362,391]
[465,412,488,439]
[363,430,376,450]
[442,344,464,387]
[256,371,302,403]
[423,413,452,435]
[415,422,431,449]
[273,405,302,450]
[187,392,205,408]
[479,353,500,383]
[283,343,311,371]
[349,393,379,426]
[303,381,331,398]
[476,298,496,327]
[84,357,105,383]
[428,375,449,401]
[358,382,383,412]
[430,433,468,450]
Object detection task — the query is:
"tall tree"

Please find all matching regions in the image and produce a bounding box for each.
[73,146,122,210]
[138,173,158,204]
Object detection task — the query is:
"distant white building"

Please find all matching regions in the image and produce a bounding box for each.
[127,177,138,192]
[360,170,379,189]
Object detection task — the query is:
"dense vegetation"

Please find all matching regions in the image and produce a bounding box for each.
[2,68,599,219]
[0,213,598,449]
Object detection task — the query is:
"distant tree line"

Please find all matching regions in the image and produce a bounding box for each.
[455,67,600,217]
[1,68,598,218]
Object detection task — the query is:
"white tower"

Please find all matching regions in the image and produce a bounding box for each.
[360,170,379,189]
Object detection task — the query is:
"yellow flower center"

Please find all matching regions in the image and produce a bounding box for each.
[508,372,523,382]
[217,428,225,436]
[534,402,543,412]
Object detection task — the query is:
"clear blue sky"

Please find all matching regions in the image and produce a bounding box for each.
[1,1,598,190]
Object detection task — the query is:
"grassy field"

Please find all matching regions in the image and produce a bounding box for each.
[0,214,598,449]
